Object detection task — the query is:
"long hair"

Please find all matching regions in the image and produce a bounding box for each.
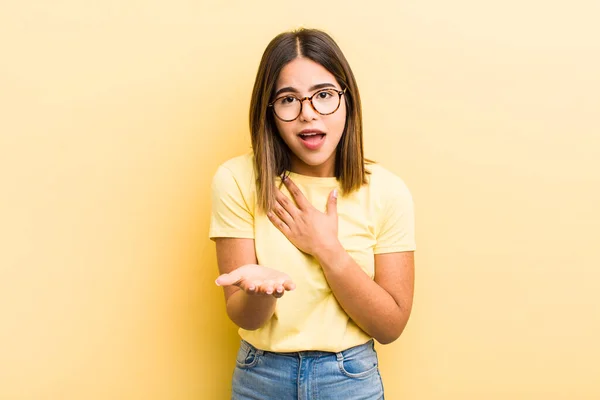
[249,28,368,212]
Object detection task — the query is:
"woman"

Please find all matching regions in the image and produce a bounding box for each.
[209,28,415,399]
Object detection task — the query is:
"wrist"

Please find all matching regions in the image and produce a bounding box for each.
[228,290,277,331]
[313,240,346,268]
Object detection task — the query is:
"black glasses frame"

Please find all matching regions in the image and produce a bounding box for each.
[268,88,347,122]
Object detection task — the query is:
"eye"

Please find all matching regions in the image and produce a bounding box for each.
[280,96,298,105]
[317,90,335,99]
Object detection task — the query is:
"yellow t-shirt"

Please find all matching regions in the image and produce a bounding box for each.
[209,152,415,352]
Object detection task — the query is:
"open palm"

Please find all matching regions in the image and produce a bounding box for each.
[216,264,296,298]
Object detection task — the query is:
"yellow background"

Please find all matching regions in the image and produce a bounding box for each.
[1,1,599,399]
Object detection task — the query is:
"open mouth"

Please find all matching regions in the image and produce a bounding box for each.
[298,132,326,141]
[297,131,326,150]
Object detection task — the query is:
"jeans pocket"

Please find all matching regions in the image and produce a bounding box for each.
[337,348,379,379]
[235,341,262,369]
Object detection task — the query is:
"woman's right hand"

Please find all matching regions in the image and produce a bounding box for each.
[215,264,296,298]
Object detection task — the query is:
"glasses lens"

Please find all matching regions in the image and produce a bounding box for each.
[312,89,340,114]
[273,96,301,121]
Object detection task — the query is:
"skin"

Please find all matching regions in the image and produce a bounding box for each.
[272,57,346,178]
[215,57,415,343]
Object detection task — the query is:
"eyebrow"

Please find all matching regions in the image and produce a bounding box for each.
[274,83,337,98]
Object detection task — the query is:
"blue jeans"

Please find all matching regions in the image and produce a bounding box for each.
[231,339,385,400]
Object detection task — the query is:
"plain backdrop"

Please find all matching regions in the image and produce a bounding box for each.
[1,1,599,398]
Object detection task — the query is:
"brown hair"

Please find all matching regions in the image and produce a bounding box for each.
[249,28,368,212]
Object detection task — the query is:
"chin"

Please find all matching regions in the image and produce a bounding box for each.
[299,154,333,167]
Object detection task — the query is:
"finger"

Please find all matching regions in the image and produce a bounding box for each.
[273,200,295,226]
[242,280,261,294]
[282,176,310,210]
[282,280,296,291]
[251,280,262,291]
[275,188,299,216]
[215,272,243,287]
[253,280,270,295]
[263,283,274,295]
[266,279,278,295]
[274,283,285,294]
[267,210,291,235]
[272,290,285,299]
[326,189,338,217]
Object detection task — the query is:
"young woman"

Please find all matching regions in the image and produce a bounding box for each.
[209,28,415,400]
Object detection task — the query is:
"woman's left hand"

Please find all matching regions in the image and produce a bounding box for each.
[267,176,340,257]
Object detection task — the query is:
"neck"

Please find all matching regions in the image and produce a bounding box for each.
[290,154,336,177]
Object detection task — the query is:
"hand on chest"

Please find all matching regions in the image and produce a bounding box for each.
[255,183,377,279]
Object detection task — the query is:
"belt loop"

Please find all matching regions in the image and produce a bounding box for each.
[335,351,343,362]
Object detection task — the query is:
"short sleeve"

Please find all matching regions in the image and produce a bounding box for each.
[209,165,254,240]
[373,177,416,254]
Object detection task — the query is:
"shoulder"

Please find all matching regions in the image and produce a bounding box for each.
[365,162,412,200]
[213,152,256,185]
[365,162,416,249]
[215,152,255,177]
[211,152,257,197]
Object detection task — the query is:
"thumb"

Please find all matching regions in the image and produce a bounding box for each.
[326,189,338,217]
[215,271,242,287]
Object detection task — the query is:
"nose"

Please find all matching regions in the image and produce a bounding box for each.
[298,97,318,121]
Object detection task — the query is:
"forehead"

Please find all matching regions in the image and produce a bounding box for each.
[276,57,337,89]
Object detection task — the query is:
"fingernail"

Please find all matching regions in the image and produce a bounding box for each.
[215,279,221,286]
[248,285,255,291]
[333,189,338,199]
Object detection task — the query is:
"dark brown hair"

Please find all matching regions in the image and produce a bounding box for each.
[249,28,368,212]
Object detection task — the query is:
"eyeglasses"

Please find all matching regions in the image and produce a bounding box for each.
[268,88,347,122]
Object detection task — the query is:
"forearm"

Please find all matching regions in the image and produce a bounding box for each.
[226,290,276,331]
[316,244,411,344]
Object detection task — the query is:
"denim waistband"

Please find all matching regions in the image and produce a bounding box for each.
[240,339,375,359]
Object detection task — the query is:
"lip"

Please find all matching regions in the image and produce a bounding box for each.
[297,129,326,151]
[298,129,325,135]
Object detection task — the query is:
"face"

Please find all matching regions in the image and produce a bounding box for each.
[272,57,347,177]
